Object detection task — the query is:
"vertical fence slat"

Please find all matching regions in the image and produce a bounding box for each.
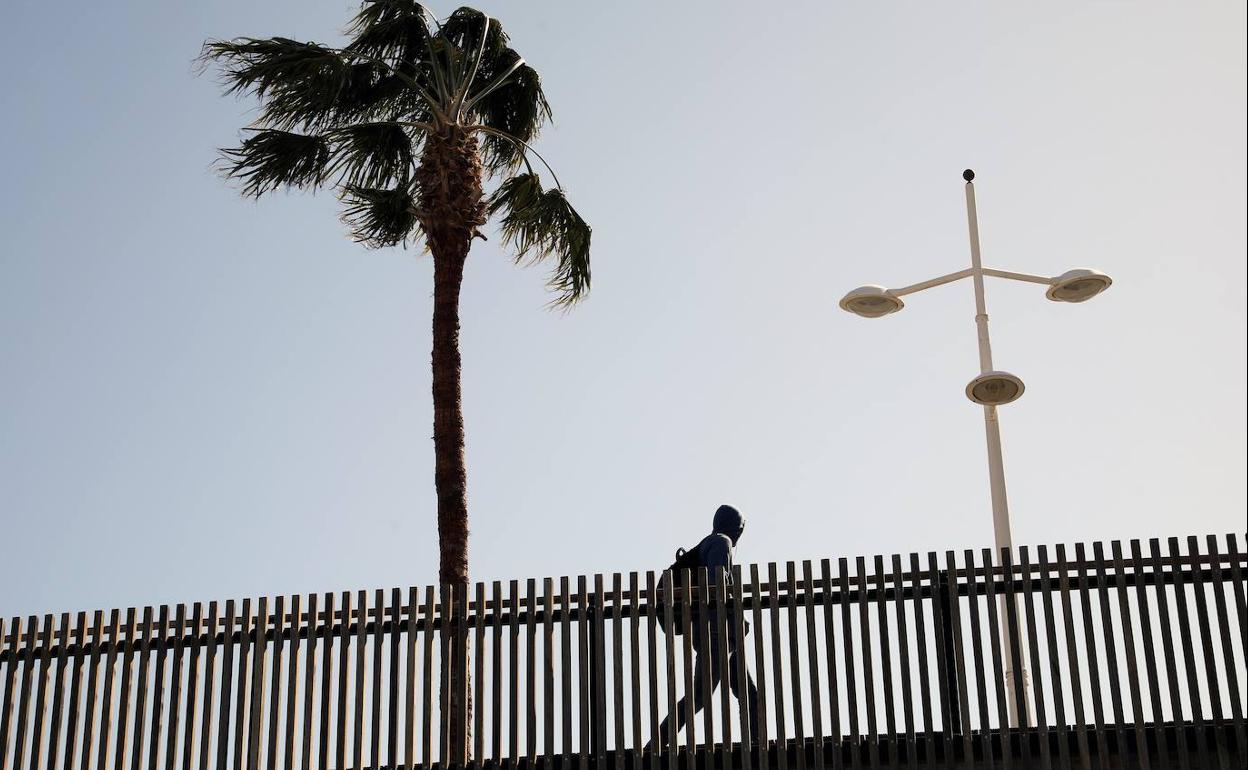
[749,565,770,770]
[371,590,384,770]
[231,600,251,770]
[334,592,351,770]
[1073,544,1109,770]
[48,613,72,770]
[387,589,400,770]
[562,577,574,761]
[490,581,503,766]
[265,596,285,770]
[1185,535,1228,769]
[474,583,486,768]
[1225,535,1247,664]
[679,570,696,770]
[1000,549,1028,762]
[907,554,931,767]
[10,615,37,770]
[611,574,625,770]
[420,586,435,768]
[1110,542,1149,768]
[27,614,55,770]
[0,617,18,770]
[455,583,470,769]
[353,591,368,770]
[856,557,877,769]
[838,558,858,761]
[1091,542,1127,762]
[872,556,894,759]
[892,555,915,770]
[783,563,804,770]
[150,604,171,770]
[286,594,304,770]
[964,550,992,769]
[247,597,270,770]
[65,616,89,770]
[713,569,733,770]
[538,578,554,762]
[164,604,186,770]
[629,573,643,767]
[692,569,713,768]
[926,553,953,764]
[593,575,609,770]
[1018,547,1049,769]
[213,602,234,770]
[1148,539,1190,769]
[1055,546,1092,770]
[507,580,520,764]
[1127,541,1164,742]
[577,575,591,770]
[401,588,416,770]
[79,611,104,770]
[1166,537,1212,769]
[527,578,539,765]
[1206,535,1246,757]
[186,604,207,770]
[766,564,787,770]
[804,560,824,769]
[438,586,452,767]
[299,594,317,770]
[946,553,973,767]
[316,593,334,770]
[731,567,752,770]
[111,609,136,770]
[1036,546,1070,770]
[643,572,659,769]
[819,560,839,770]
[980,549,1011,769]
[660,569,678,770]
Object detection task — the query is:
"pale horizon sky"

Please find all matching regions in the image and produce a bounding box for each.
[2,0,1245,619]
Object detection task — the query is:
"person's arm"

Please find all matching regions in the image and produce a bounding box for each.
[701,534,734,580]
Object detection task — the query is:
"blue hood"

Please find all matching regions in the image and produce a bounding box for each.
[712,504,744,544]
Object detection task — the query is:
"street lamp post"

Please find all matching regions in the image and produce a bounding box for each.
[839,169,1112,727]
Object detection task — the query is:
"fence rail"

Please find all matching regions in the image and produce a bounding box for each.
[2,534,1245,769]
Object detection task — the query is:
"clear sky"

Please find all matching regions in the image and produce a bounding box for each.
[1,0,1244,619]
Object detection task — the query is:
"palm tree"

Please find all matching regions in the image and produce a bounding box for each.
[202,2,591,756]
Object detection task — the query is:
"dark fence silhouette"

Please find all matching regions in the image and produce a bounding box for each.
[2,534,1245,769]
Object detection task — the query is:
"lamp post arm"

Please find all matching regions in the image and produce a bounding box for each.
[981,268,1054,286]
[890,267,976,297]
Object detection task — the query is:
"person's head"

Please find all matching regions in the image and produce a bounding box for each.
[712,504,745,545]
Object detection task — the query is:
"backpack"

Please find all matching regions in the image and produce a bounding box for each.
[656,543,704,635]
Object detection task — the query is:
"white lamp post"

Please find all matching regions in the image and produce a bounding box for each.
[839,169,1112,727]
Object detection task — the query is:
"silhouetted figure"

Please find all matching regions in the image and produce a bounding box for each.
[653,504,760,747]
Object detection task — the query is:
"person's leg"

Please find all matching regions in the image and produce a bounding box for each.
[652,649,716,748]
[727,649,761,742]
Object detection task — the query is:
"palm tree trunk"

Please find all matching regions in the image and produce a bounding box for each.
[419,126,486,764]
[430,248,471,762]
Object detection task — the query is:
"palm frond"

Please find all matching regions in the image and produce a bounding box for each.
[473,58,551,172]
[346,0,433,63]
[440,8,508,102]
[220,129,330,197]
[340,185,419,247]
[488,173,591,306]
[202,38,353,128]
[328,122,418,188]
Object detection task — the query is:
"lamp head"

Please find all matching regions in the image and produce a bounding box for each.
[1047,268,1112,303]
[965,371,1026,406]
[839,285,904,318]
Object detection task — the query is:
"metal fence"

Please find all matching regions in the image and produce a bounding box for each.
[2,534,1245,769]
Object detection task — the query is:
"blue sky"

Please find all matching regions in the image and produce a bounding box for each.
[1,0,1245,618]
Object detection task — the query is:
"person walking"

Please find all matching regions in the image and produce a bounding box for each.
[653,504,760,747]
